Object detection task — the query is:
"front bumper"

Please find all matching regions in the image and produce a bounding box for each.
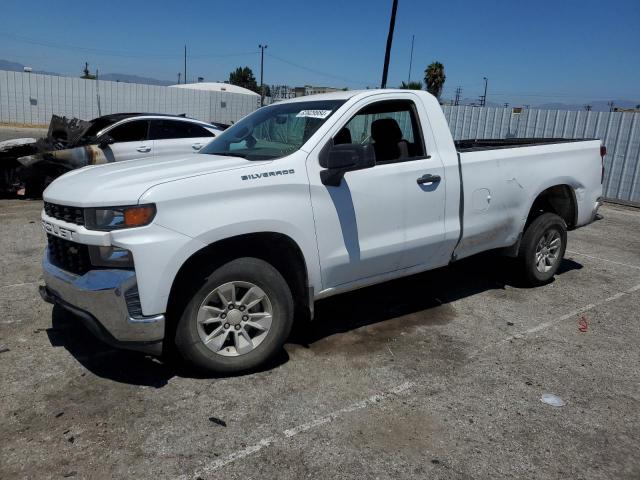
[40,248,165,355]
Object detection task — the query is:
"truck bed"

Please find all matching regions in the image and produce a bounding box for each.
[455,137,594,152]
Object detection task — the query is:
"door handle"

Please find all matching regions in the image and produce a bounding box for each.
[137,146,151,153]
[416,174,441,185]
[192,143,203,150]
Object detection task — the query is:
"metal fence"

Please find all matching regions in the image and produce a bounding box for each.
[442,106,640,205]
[0,71,638,204]
[0,70,259,127]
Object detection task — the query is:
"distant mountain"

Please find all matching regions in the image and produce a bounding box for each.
[98,73,174,86]
[443,95,639,112]
[0,59,61,76]
[442,97,505,108]
[0,59,26,71]
[534,102,584,111]
[537,100,639,112]
[0,59,173,86]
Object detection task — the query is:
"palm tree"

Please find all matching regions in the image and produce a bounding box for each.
[399,81,423,90]
[424,62,446,99]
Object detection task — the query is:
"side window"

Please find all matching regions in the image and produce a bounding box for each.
[192,125,215,137]
[149,120,215,140]
[106,120,149,143]
[335,100,425,163]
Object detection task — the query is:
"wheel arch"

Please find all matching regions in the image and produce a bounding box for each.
[165,231,312,347]
[525,183,578,230]
[502,183,577,258]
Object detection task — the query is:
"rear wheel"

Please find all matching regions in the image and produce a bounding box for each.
[175,257,293,374]
[519,213,567,286]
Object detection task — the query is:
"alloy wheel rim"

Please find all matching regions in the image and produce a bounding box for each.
[535,230,562,273]
[196,281,273,356]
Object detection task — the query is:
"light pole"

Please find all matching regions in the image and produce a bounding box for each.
[258,44,268,107]
[407,34,415,84]
[482,76,488,107]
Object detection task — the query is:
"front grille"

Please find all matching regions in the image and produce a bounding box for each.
[47,234,91,275]
[44,202,84,226]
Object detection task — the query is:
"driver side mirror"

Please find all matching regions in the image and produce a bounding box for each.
[98,135,115,149]
[320,143,376,186]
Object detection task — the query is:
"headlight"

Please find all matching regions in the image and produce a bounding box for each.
[85,204,156,231]
[88,245,133,268]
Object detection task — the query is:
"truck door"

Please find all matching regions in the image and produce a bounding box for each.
[396,97,449,270]
[306,95,447,288]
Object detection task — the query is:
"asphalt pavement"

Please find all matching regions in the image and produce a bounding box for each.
[1,199,639,480]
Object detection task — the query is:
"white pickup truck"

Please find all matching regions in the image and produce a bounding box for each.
[39,89,604,373]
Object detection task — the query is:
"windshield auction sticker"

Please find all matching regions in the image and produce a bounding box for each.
[296,110,332,119]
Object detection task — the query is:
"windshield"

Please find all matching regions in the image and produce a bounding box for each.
[200,100,346,160]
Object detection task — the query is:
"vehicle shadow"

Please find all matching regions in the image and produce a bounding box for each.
[46,306,290,387]
[288,254,583,348]
[46,254,582,385]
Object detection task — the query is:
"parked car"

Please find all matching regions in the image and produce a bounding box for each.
[38,89,604,374]
[0,113,223,197]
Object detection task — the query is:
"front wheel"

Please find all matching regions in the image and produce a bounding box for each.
[519,213,567,286]
[175,257,294,374]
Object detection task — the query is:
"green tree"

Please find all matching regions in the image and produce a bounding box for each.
[399,81,423,90]
[229,67,259,94]
[424,62,446,99]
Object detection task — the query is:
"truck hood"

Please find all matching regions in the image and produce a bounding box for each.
[43,153,270,207]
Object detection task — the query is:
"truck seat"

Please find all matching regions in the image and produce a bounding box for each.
[371,118,409,162]
[334,127,352,145]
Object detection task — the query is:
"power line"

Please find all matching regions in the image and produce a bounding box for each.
[265,53,373,87]
[0,32,258,59]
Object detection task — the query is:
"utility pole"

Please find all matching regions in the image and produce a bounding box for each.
[258,44,268,107]
[96,69,102,116]
[407,34,415,84]
[381,0,399,88]
[184,45,187,85]
[454,86,462,106]
[479,76,488,107]
[503,102,509,108]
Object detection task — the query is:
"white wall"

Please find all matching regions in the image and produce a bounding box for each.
[443,106,640,205]
[0,70,260,126]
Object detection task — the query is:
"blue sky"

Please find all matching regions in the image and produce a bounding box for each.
[1,0,638,105]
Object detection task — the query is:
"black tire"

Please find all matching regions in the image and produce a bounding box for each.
[175,257,293,374]
[24,176,46,199]
[519,213,567,286]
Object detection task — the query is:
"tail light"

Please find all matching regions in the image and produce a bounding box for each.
[600,145,606,184]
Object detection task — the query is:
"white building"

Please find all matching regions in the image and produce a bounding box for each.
[169,82,260,98]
